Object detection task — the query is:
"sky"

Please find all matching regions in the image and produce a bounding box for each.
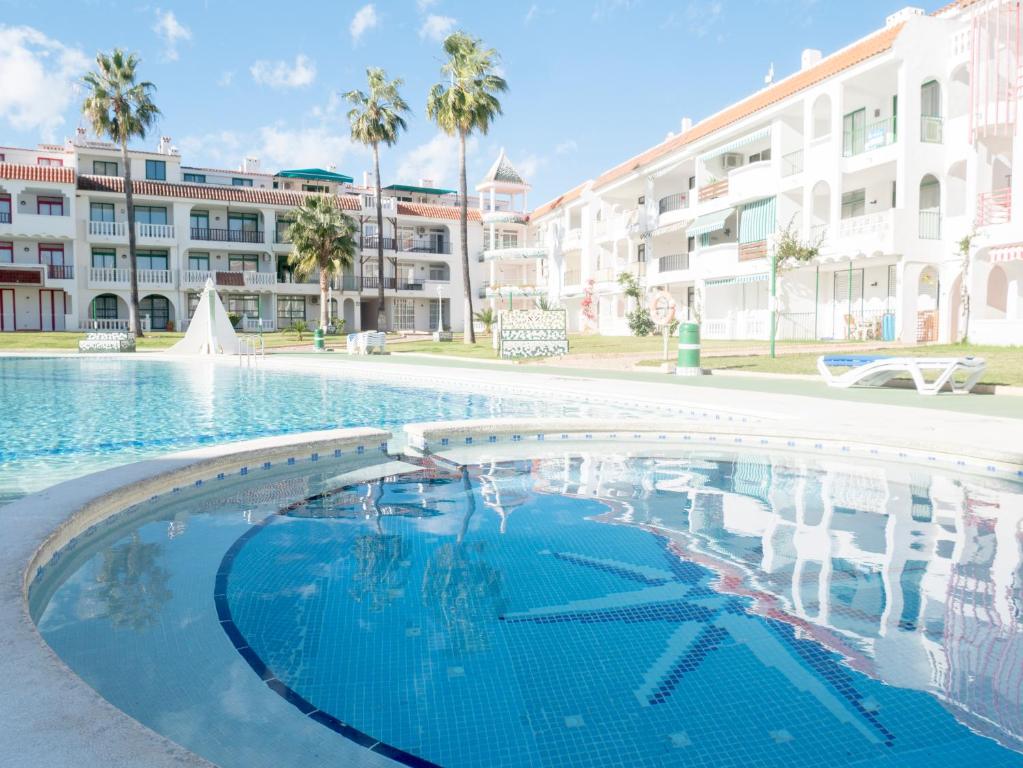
[0,0,921,206]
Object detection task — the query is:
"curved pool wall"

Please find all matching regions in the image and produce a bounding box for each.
[9,417,1023,768]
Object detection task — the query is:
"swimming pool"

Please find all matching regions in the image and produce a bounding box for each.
[32,449,1023,767]
[0,357,611,502]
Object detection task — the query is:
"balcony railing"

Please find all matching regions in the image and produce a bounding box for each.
[843,116,897,157]
[139,269,175,286]
[89,220,126,237]
[362,236,398,251]
[658,193,687,215]
[182,269,215,287]
[918,210,941,239]
[360,276,425,291]
[400,236,449,254]
[699,179,729,202]
[191,227,264,243]
[781,150,804,177]
[46,264,74,280]
[657,253,689,273]
[920,115,943,143]
[89,267,129,284]
[337,275,360,291]
[0,212,11,224]
[137,223,175,239]
[976,189,1012,227]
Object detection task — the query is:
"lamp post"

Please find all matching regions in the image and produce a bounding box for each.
[435,283,445,334]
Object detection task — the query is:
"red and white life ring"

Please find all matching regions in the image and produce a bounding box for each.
[647,291,677,326]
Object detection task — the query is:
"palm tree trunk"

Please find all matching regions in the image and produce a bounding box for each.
[320,257,330,330]
[122,141,143,337]
[374,144,386,332]
[459,131,475,344]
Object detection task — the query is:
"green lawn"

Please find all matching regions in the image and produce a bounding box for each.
[639,344,1023,387]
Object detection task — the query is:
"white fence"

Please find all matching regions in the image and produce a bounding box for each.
[82,317,152,332]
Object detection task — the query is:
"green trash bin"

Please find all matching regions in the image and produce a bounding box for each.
[313,327,325,351]
[676,322,702,376]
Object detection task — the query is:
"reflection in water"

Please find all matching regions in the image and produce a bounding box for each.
[95,532,173,630]
[512,454,1023,753]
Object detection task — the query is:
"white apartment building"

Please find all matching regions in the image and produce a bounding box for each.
[529,1,1023,346]
[0,130,490,334]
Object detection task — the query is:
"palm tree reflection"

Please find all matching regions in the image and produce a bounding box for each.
[95,532,172,631]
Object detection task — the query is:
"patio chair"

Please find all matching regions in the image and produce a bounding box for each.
[346,331,386,355]
[816,354,987,395]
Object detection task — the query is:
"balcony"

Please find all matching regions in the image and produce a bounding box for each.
[918,210,941,240]
[400,235,449,255]
[843,116,896,157]
[657,193,686,215]
[191,227,265,244]
[976,189,1011,227]
[362,236,398,251]
[834,209,898,256]
[699,179,728,203]
[738,241,768,261]
[728,161,774,204]
[136,223,175,240]
[46,264,74,281]
[88,267,175,288]
[0,212,10,224]
[8,212,74,239]
[781,150,803,177]
[361,276,425,291]
[485,283,544,298]
[562,228,583,250]
[657,252,690,273]
[483,245,547,261]
[88,220,127,241]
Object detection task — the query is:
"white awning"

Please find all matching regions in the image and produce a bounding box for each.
[699,127,771,162]
[688,208,734,237]
[705,272,769,287]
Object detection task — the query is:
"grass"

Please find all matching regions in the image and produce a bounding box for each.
[639,344,1023,387]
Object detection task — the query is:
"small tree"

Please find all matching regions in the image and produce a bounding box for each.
[618,271,654,336]
[473,306,496,334]
[289,319,309,341]
[957,230,979,343]
[774,217,823,272]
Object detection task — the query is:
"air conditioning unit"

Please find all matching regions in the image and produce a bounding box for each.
[721,153,744,169]
[416,227,427,235]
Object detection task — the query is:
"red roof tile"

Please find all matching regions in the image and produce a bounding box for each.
[396,202,483,222]
[0,163,76,185]
[532,22,904,219]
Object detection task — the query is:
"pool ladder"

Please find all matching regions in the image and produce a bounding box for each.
[238,335,265,367]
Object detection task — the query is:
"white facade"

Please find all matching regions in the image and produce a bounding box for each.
[0,132,488,334]
[528,2,1023,346]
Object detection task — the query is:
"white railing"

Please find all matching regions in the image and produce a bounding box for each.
[244,271,276,287]
[810,223,829,243]
[139,269,175,286]
[137,222,175,239]
[241,317,276,331]
[88,220,127,238]
[839,210,892,238]
[89,267,129,284]
[702,318,729,339]
[83,317,152,331]
[782,149,804,176]
[183,269,215,287]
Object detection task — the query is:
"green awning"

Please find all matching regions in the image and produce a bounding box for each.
[699,126,771,161]
[688,208,734,237]
[277,168,354,183]
[383,183,457,196]
[705,272,769,287]
[739,196,776,244]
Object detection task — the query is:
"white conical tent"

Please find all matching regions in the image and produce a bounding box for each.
[169,278,242,355]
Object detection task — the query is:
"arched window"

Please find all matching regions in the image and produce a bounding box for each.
[90,293,119,320]
[140,294,170,330]
[921,80,942,142]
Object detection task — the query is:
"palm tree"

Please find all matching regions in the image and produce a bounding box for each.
[286,196,358,330]
[427,32,507,344]
[82,49,160,337]
[473,306,496,334]
[344,68,410,333]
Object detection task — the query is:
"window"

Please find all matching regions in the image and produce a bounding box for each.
[500,230,519,249]
[637,244,646,263]
[37,196,64,216]
[91,294,119,320]
[392,298,415,331]
[228,212,259,238]
[842,108,866,157]
[687,235,696,252]
[39,244,65,265]
[0,242,12,263]
[228,253,259,271]
[277,296,306,326]
[187,293,201,318]
[91,249,117,268]
[0,153,5,162]
[0,195,8,223]
[90,202,115,222]
[232,177,253,187]
[93,160,118,176]
[226,294,260,318]
[190,210,209,234]
[841,189,866,220]
[183,173,206,184]
[275,219,293,243]
[428,263,449,281]
[134,205,168,225]
[187,252,210,271]
[688,176,696,191]
[302,184,328,193]
[136,249,168,271]
[37,157,63,167]
[429,298,450,331]
[139,295,170,330]
[748,148,772,163]
[145,159,166,180]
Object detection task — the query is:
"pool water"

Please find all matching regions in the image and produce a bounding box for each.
[34,451,1023,768]
[0,357,605,502]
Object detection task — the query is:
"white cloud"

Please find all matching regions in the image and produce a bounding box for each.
[350,4,378,44]
[153,9,191,61]
[0,26,88,140]
[419,14,457,42]
[217,70,234,87]
[179,124,361,172]
[416,0,438,11]
[555,139,578,155]
[516,153,543,180]
[396,132,478,187]
[250,54,316,89]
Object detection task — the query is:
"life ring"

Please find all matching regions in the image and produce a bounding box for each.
[647,291,677,326]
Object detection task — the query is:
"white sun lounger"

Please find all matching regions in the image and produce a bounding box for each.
[816,354,987,395]
[346,331,386,355]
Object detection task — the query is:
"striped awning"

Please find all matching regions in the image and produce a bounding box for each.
[654,219,691,236]
[699,127,771,161]
[739,197,777,244]
[705,272,769,287]
[688,208,734,237]
[990,243,1023,262]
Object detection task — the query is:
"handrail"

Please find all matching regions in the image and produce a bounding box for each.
[657,193,686,215]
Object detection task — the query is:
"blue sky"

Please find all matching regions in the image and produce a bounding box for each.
[1,0,916,205]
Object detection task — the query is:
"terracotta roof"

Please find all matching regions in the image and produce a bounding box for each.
[531,22,904,220]
[78,175,362,209]
[532,183,587,220]
[0,163,76,185]
[396,202,483,222]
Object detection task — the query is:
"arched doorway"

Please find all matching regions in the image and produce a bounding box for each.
[916,267,939,342]
[343,298,356,331]
[140,294,171,330]
[89,293,122,321]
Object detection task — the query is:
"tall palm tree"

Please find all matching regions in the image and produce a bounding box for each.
[82,49,160,337]
[427,32,507,344]
[286,196,358,330]
[344,68,410,333]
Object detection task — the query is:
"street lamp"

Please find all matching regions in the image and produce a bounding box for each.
[435,283,445,335]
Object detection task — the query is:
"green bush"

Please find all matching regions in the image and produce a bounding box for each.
[627,307,655,336]
[227,312,242,328]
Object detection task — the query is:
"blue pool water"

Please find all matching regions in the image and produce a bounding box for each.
[34,451,1023,768]
[0,357,603,501]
